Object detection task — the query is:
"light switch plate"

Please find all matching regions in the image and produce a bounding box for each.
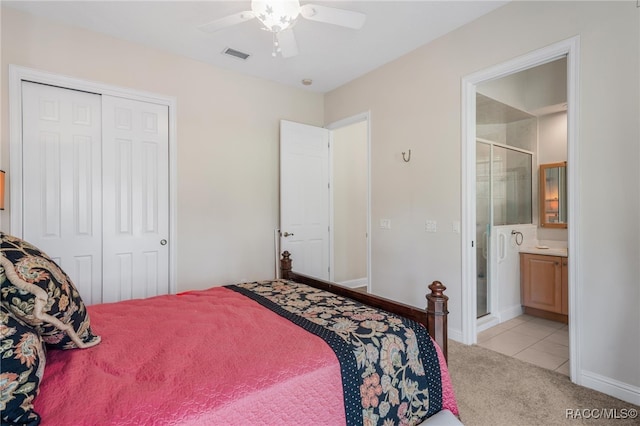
[425,220,437,232]
[380,219,391,229]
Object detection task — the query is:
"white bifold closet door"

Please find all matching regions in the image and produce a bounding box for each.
[21,82,169,305]
[22,82,103,304]
[101,96,169,303]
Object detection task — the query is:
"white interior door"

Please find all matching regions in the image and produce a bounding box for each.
[280,120,330,279]
[22,82,103,305]
[102,96,170,302]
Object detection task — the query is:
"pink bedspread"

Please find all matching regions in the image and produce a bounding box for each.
[34,286,457,425]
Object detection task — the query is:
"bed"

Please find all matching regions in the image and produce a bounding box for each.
[1,234,460,426]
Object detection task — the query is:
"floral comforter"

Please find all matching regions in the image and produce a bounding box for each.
[229,280,444,426]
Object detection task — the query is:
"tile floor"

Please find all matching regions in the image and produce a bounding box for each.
[477,314,570,376]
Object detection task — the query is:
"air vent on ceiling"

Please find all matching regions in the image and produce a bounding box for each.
[222,47,250,61]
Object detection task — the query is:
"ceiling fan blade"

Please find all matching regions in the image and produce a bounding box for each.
[198,11,255,33]
[276,29,299,58]
[300,4,366,29]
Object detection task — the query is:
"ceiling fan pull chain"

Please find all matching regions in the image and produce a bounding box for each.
[272,32,280,57]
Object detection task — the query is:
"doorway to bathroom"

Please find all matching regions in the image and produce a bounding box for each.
[461,36,579,380]
[474,57,567,334]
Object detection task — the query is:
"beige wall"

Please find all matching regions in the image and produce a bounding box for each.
[537,111,568,243]
[325,1,639,397]
[1,7,324,289]
[538,112,567,165]
[332,121,367,283]
[479,58,567,114]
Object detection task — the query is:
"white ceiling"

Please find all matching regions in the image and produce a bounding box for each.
[5,1,509,93]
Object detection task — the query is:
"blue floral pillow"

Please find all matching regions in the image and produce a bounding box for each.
[0,233,100,350]
[0,302,46,426]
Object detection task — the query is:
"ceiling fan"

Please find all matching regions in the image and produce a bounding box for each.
[198,0,366,58]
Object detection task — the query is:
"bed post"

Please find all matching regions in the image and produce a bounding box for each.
[426,281,449,362]
[280,250,292,280]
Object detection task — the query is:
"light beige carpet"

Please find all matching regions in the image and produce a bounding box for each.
[447,340,639,425]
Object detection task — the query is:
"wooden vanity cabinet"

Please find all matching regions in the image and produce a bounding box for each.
[561,258,568,315]
[520,253,568,323]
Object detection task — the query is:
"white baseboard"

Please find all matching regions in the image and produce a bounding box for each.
[475,305,523,333]
[477,315,500,332]
[338,277,368,289]
[497,304,524,323]
[580,370,640,406]
[448,328,463,343]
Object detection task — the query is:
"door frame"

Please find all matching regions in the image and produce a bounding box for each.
[460,37,581,381]
[8,65,178,294]
[326,112,371,292]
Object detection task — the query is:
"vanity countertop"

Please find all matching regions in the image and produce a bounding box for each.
[519,246,568,257]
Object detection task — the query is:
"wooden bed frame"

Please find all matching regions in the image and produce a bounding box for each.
[279,251,449,361]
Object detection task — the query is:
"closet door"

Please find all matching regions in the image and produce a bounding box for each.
[101,96,170,302]
[22,82,103,304]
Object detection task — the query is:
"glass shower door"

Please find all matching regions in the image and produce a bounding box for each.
[476,142,491,318]
[476,142,532,320]
[492,146,532,226]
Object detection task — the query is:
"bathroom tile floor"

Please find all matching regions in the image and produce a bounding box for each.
[477,314,570,376]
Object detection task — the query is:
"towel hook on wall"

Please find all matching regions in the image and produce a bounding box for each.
[402,149,411,162]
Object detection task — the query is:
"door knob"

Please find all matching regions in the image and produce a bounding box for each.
[160,239,167,245]
[282,232,294,237]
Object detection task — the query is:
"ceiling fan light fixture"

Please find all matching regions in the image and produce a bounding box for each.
[198,1,365,59]
[251,0,300,33]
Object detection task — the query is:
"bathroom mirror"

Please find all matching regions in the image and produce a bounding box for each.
[540,162,567,228]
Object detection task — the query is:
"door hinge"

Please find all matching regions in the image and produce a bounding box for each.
[472,241,475,248]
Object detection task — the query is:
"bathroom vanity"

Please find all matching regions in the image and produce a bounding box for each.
[519,247,568,323]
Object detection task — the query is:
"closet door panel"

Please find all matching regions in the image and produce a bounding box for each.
[102,96,169,303]
[22,82,103,305]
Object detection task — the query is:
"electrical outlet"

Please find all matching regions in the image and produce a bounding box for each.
[425,220,437,232]
[452,221,460,233]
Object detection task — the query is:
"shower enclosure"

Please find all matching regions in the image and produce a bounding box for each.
[476,140,532,318]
